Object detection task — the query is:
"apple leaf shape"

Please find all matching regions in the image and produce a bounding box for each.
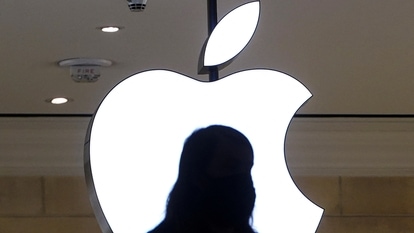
[204,1,260,67]
[86,69,324,233]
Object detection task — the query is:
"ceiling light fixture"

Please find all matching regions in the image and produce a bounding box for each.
[48,97,70,105]
[99,26,122,33]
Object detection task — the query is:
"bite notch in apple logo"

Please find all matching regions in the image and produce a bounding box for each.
[85,1,324,233]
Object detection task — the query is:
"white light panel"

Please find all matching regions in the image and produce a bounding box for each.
[204,1,260,66]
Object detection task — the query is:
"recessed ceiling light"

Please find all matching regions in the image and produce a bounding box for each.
[100,26,122,33]
[47,97,70,105]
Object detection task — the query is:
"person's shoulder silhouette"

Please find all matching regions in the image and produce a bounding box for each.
[148,125,256,233]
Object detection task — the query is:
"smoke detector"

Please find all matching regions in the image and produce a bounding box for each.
[58,58,113,83]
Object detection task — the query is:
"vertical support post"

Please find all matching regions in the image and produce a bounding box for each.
[207,0,219,82]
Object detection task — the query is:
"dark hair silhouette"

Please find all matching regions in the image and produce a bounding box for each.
[148,125,256,233]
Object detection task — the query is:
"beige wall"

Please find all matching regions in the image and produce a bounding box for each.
[0,176,100,233]
[1,176,414,233]
[295,176,414,233]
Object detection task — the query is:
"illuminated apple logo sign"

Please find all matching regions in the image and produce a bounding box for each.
[85,1,323,233]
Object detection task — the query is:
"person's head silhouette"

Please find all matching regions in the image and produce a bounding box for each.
[149,125,256,233]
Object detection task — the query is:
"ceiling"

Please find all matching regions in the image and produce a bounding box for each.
[1,0,414,176]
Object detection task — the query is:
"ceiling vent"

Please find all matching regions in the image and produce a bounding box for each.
[127,0,147,12]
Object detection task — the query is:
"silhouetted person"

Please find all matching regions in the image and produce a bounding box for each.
[148,125,256,233]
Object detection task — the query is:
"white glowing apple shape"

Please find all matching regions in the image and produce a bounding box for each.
[87,69,323,233]
[86,1,323,232]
